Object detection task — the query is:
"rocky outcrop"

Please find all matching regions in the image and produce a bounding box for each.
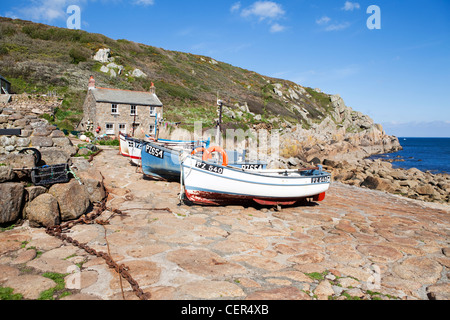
[323,158,450,204]
[278,94,402,164]
[93,48,113,63]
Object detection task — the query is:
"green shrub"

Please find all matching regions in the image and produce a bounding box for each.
[69,47,89,64]
[97,139,120,146]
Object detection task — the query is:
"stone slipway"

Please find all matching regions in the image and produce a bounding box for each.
[1,147,449,300]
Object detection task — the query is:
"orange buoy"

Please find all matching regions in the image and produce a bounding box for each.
[192,147,210,158]
[204,146,228,167]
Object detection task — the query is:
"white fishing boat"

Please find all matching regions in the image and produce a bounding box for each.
[119,132,131,158]
[180,152,331,206]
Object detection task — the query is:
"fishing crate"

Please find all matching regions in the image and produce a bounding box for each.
[31,164,70,186]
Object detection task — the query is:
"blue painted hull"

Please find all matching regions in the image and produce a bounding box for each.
[141,141,184,181]
[141,141,267,181]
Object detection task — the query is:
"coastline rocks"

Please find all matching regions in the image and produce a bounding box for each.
[323,158,450,204]
[279,120,401,165]
[277,92,402,166]
[360,176,395,193]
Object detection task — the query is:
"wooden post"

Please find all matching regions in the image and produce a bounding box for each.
[132,113,136,137]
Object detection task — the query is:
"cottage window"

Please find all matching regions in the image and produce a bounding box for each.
[130,105,137,115]
[105,123,114,135]
[149,125,156,135]
[119,123,126,133]
[111,104,119,114]
[149,107,156,116]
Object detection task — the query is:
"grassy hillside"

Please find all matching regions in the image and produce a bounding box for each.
[0,17,334,132]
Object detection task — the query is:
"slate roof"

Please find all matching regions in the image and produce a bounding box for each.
[90,87,163,107]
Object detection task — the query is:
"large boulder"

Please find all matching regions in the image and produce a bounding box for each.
[93,48,113,63]
[26,193,60,228]
[76,168,106,203]
[360,176,394,193]
[132,68,147,78]
[39,148,71,165]
[0,183,24,224]
[25,186,48,202]
[49,180,90,221]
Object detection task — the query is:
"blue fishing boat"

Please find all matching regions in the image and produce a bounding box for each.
[141,140,190,181]
[141,141,267,181]
[120,132,210,166]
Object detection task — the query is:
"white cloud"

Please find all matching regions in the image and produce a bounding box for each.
[230,2,241,13]
[316,16,331,25]
[342,1,360,11]
[7,0,154,23]
[133,0,155,6]
[241,1,285,21]
[316,16,349,32]
[270,23,286,33]
[233,1,287,33]
[17,0,72,22]
[325,22,351,31]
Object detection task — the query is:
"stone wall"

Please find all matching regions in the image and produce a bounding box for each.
[0,94,61,117]
[0,104,77,161]
[0,96,105,227]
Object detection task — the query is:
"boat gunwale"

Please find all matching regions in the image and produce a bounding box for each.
[181,156,331,181]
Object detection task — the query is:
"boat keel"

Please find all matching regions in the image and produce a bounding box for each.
[185,190,327,206]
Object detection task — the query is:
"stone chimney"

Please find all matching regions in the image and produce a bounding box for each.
[88,76,96,90]
[149,82,156,94]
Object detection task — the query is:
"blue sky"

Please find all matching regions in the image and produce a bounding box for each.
[2,0,450,137]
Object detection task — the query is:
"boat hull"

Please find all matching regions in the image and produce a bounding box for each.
[119,133,131,157]
[141,140,268,181]
[141,141,183,181]
[181,156,331,206]
[122,133,205,167]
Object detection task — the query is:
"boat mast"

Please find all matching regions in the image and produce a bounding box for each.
[216,98,223,146]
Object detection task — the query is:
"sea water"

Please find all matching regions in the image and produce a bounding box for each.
[369,138,450,174]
